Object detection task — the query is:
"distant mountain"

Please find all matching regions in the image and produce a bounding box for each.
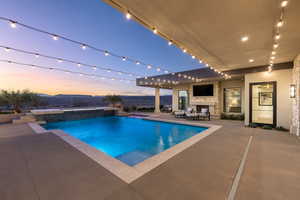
[38,94,172,108]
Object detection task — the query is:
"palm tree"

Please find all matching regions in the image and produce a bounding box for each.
[0,89,40,113]
[102,95,123,107]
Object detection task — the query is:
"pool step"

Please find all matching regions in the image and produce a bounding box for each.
[116,150,152,166]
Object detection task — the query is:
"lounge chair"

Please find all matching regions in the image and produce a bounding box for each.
[198,108,210,121]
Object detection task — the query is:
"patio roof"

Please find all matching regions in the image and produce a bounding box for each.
[103,0,300,71]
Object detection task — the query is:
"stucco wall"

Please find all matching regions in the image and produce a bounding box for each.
[244,69,292,129]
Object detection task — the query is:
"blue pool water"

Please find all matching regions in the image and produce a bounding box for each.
[43,116,207,166]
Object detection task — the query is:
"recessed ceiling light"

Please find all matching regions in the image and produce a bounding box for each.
[241,36,249,42]
[249,59,254,63]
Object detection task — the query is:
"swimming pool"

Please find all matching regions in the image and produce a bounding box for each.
[43,116,207,166]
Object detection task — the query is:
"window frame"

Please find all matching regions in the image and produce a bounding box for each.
[223,87,242,113]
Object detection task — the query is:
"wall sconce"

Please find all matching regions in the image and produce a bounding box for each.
[290,84,296,98]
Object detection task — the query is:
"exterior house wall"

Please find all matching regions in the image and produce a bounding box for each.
[244,69,293,129]
[172,80,244,117]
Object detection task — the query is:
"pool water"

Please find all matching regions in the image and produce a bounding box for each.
[43,116,207,166]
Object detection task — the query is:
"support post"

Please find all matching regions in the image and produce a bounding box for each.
[290,54,300,136]
[155,87,160,113]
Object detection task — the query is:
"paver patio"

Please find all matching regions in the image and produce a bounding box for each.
[0,116,299,200]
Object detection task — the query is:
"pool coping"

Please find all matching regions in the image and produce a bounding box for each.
[28,117,221,183]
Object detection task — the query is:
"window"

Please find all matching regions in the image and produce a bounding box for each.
[224,88,241,113]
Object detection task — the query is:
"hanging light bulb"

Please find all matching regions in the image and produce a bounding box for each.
[136,61,140,65]
[35,54,40,58]
[199,59,202,63]
[77,63,81,67]
[281,0,288,8]
[156,68,161,72]
[57,59,63,63]
[147,65,152,69]
[153,28,158,34]
[9,21,17,28]
[168,41,172,46]
[164,70,169,74]
[52,35,59,40]
[4,47,11,52]
[92,67,97,70]
[191,55,195,59]
[106,70,111,73]
[125,12,131,20]
[182,49,187,53]
[273,43,279,49]
[81,44,87,50]
[277,20,284,27]
[122,57,126,61]
[104,51,109,56]
[271,51,276,55]
[275,33,281,40]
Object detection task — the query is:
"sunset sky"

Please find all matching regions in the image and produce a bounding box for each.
[0,0,204,96]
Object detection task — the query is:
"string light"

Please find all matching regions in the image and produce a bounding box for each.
[52,35,58,40]
[125,12,131,20]
[0,59,134,83]
[277,20,284,27]
[9,21,17,28]
[0,17,197,81]
[4,47,10,52]
[267,0,288,74]
[0,45,142,77]
[81,44,87,50]
[281,0,288,8]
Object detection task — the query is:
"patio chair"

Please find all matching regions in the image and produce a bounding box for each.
[198,108,210,121]
[185,112,199,120]
[174,110,185,118]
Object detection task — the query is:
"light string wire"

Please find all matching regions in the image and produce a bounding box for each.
[0,59,135,82]
[268,0,289,73]
[0,45,142,77]
[0,16,210,81]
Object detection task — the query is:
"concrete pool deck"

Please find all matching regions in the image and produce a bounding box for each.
[1,117,300,200]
